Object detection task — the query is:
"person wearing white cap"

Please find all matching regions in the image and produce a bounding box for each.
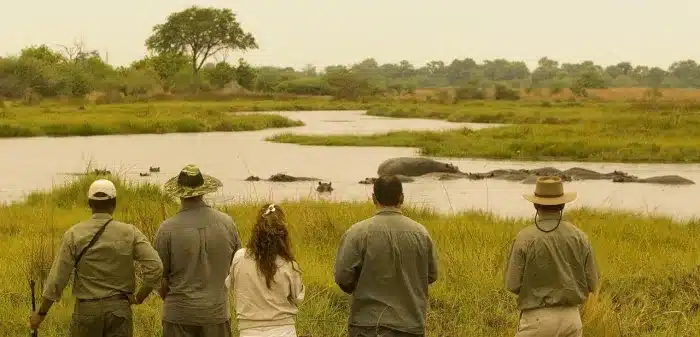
[504,176,600,337]
[29,179,163,337]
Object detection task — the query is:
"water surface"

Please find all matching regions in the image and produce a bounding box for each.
[0,110,697,220]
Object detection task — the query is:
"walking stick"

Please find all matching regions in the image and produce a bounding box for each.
[30,280,38,337]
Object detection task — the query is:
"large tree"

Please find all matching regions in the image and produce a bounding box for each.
[145,6,258,77]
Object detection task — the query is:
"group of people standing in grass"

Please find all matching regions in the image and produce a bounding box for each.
[28,164,598,337]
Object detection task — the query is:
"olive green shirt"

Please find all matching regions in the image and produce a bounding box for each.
[154,198,241,326]
[42,213,163,302]
[504,212,600,311]
[334,207,439,335]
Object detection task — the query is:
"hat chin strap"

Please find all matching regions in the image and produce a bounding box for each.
[534,206,564,233]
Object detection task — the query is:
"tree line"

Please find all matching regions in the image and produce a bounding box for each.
[1,6,699,103]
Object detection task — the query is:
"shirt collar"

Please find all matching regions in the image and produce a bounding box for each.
[535,211,564,231]
[537,211,562,221]
[180,198,208,211]
[375,206,402,215]
[91,212,113,220]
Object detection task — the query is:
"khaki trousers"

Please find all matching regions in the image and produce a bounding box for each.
[515,306,582,337]
[70,296,132,337]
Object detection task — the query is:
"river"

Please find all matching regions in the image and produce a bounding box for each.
[1,110,698,220]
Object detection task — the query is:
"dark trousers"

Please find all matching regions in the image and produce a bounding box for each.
[348,325,424,337]
[162,320,233,337]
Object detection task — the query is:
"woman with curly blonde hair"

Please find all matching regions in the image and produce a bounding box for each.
[226,203,305,337]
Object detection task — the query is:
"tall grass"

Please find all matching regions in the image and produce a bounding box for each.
[1,175,700,336]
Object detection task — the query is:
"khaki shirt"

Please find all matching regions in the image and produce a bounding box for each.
[155,198,241,326]
[42,213,163,302]
[504,212,600,311]
[334,207,439,335]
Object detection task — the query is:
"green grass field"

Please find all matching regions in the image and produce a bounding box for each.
[0,99,377,138]
[4,98,700,163]
[268,100,700,163]
[2,174,699,336]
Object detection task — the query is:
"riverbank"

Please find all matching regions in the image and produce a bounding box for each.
[2,175,699,336]
[0,99,377,138]
[269,100,700,163]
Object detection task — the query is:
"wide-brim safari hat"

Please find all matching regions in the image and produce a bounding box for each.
[163,164,222,198]
[522,176,577,205]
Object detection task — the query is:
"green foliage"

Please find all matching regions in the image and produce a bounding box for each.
[454,86,485,102]
[275,77,333,95]
[145,6,258,75]
[2,7,700,100]
[234,58,256,90]
[492,83,520,100]
[130,52,191,90]
[322,67,383,100]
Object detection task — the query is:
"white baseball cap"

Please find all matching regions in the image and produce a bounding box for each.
[88,179,117,200]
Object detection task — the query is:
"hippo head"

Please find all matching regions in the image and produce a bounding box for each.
[317,181,333,193]
[444,163,460,173]
[612,176,636,183]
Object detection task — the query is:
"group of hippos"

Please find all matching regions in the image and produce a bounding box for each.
[242,157,695,193]
[89,157,695,194]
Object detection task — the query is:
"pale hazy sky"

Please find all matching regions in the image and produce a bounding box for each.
[2,0,698,70]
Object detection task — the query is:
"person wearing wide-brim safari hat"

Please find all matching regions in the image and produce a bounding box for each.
[154,165,242,337]
[504,176,600,337]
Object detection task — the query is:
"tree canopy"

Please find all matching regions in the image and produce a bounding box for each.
[2,6,700,102]
[145,6,258,75]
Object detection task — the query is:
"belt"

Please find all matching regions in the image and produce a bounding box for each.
[77,293,130,303]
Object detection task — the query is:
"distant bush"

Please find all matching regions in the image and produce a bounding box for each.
[493,84,520,100]
[454,86,485,101]
[275,78,333,96]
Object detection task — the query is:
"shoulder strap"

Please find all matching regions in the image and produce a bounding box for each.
[74,218,114,269]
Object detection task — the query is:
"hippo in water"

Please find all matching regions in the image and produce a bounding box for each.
[359,175,415,184]
[561,167,635,180]
[377,157,461,177]
[612,175,695,185]
[244,174,321,182]
[316,181,333,193]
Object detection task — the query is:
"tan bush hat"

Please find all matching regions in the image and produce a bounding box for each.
[163,164,222,198]
[522,176,577,205]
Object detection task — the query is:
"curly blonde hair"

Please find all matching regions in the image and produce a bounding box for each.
[245,203,299,289]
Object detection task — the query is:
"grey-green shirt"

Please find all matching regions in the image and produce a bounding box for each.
[154,198,241,326]
[504,212,600,311]
[334,207,439,335]
[42,213,163,302]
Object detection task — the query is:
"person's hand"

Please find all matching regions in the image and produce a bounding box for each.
[29,312,45,329]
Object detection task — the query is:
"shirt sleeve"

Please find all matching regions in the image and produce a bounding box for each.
[584,243,600,292]
[427,234,439,284]
[42,231,75,302]
[504,238,525,294]
[154,227,171,278]
[333,228,363,294]
[288,261,305,306]
[132,227,163,289]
